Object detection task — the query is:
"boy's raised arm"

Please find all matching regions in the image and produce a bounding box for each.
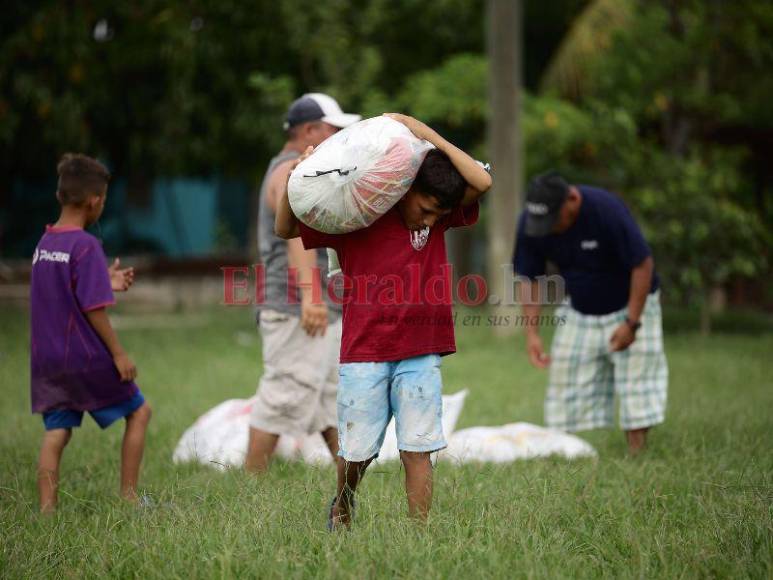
[384,113,492,205]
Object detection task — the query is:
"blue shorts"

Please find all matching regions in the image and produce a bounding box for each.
[337,354,446,461]
[42,391,146,431]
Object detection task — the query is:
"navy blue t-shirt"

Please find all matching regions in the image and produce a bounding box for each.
[513,186,659,315]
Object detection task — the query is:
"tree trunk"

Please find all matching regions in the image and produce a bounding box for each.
[709,284,726,314]
[486,0,523,337]
[699,291,712,336]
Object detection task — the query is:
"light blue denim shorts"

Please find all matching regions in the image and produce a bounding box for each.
[337,354,447,461]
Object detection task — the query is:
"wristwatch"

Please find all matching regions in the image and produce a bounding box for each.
[625,317,641,332]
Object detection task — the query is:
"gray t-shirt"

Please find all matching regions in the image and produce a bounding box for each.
[255,150,341,320]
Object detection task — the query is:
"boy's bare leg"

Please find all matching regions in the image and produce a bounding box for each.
[625,427,649,456]
[320,426,339,458]
[332,457,373,527]
[400,451,433,520]
[38,428,72,513]
[120,403,152,501]
[245,427,279,473]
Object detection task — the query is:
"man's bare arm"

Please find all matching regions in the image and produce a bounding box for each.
[627,256,654,323]
[274,180,300,239]
[518,278,542,334]
[518,278,551,369]
[273,148,313,239]
[264,159,295,213]
[287,238,327,336]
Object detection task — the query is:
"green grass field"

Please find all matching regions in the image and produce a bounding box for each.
[1,304,771,578]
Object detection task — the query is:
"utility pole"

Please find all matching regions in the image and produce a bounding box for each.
[487,0,522,335]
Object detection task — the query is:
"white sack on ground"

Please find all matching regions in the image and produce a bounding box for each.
[172,397,255,470]
[440,423,597,464]
[171,396,328,469]
[288,116,433,234]
[172,391,596,469]
[172,390,469,469]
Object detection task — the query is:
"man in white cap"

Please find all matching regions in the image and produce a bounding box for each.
[246,94,360,472]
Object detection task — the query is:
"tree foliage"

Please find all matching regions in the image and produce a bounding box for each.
[1,0,770,320]
[0,0,492,183]
[587,1,771,322]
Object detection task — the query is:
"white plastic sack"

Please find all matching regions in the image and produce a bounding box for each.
[440,422,597,464]
[172,390,469,469]
[172,397,255,470]
[172,396,331,469]
[288,116,433,234]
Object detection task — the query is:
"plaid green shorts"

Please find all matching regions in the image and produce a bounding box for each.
[546,291,668,432]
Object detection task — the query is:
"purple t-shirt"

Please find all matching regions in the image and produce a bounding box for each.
[30,225,138,413]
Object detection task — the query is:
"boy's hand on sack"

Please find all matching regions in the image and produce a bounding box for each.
[301,298,328,337]
[383,113,435,142]
[113,352,138,382]
[109,258,135,292]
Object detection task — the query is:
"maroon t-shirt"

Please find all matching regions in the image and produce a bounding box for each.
[29,225,138,413]
[299,203,479,363]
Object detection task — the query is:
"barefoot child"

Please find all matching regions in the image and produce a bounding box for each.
[275,114,491,527]
[31,153,152,512]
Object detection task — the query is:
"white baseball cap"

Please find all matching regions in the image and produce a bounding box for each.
[283,93,361,130]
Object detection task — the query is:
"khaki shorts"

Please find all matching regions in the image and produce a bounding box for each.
[250,310,341,436]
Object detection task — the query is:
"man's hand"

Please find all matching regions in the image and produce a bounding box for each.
[609,323,636,352]
[284,145,314,189]
[293,145,314,173]
[109,258,134,292]
[526,333,551,369]
[383,113,435,142]
[301,298,328,337]
[113,352,137,382]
